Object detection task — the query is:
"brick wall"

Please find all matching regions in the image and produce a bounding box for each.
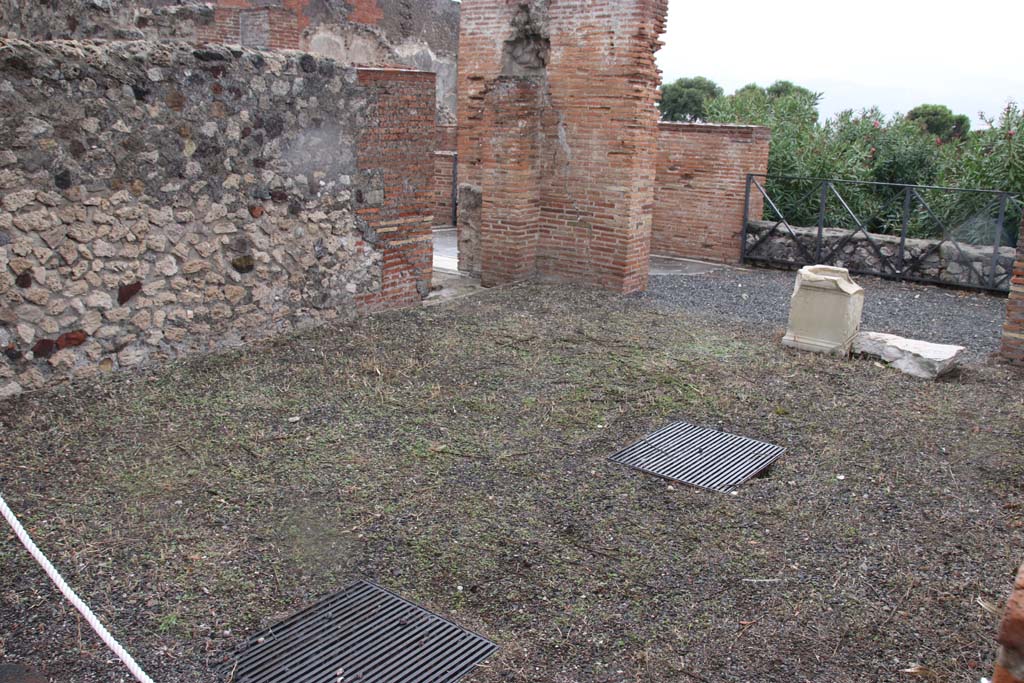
[354,68,436,312]
[653,122,771,264]
[348,0,384,25]
[433,124,458,227]
[198,2,306,50]
[436,124,458,152]
[479,78,542,286]
[434,153,457,227]
[1002,224,1024,365]
[457,0,668,293]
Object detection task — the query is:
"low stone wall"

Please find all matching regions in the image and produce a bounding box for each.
[0,39,434,399]
[653,122,771,264]
[745,220,1018,291]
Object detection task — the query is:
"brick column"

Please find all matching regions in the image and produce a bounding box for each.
[1001,223,1024,365]
[456,0,669,293]
[479,78,543,286]
[995,564,1024,683]
[354,68,436,312]
[433,124,459,228]
[536,0,667,294]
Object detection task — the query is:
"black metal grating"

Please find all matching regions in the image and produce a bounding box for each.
[218,580,498,683]
[611,421,784,493]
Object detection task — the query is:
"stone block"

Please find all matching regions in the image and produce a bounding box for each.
[853,332,965,380]
[783,266,865,355]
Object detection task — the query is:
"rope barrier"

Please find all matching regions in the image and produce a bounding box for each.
[0,491,155,683]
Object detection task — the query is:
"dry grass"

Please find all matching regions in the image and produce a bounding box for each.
[1,282,1022,683]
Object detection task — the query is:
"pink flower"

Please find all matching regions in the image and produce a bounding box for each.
[1010,130,1017,138]
[873,120,881,129]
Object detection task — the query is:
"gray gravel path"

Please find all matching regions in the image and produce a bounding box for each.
[642,265,1009,363]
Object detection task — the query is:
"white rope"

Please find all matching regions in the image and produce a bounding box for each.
[0,491,155,683]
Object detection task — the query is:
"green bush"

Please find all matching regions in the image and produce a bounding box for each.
[907,104,971,141]
[703,81,1022,246]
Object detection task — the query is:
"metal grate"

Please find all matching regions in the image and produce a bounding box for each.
[218,580,498,683]
[611,421,784,493]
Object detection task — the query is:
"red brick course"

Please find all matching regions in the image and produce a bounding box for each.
[196,1,312,49]
[653,122,771,264]
[457,0,668,293]
[354,68,437,312]
[1001,223,1024,365]
[436,124,458,153]
[348,0,384,25]
[994,564,1024,682]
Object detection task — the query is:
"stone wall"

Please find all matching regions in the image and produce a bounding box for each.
[654,122,770,263]
[745,220,1018,292]
[0,39,434,399]
[457,0,668,292]
[198,0,460,123]
[0,0,216,43]
[1002,224,1024,365]
[0,0,460,123]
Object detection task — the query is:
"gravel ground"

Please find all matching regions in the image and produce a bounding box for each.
[645,265,1009,363]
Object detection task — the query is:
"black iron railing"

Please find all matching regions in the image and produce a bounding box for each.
[742,174,1022,292]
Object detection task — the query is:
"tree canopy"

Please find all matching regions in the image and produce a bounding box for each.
[658,76,723,122]
[907,104,971,141]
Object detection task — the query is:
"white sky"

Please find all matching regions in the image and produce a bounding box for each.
[656,0,1024,128]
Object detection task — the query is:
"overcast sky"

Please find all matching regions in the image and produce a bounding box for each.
[656,0,1023,128]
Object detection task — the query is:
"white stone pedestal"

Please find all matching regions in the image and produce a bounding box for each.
[782,266,865,356]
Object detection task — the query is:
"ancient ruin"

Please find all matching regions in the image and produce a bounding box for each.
[0,3,1023,683]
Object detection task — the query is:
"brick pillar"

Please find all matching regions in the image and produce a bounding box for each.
[354,68,436,312]
[479,78,543,286]
[1002,224,1024,365]
[456,0,668,293]
[536,0,667,294]
[994,564,1024,683]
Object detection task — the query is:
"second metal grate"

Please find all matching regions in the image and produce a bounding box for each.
[611,421,784,493]
[218,580,498,683]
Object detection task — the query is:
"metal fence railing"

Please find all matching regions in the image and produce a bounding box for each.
[742,174,1022,292]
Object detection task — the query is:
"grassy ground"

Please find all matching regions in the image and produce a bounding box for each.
[1,282,1022,683]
